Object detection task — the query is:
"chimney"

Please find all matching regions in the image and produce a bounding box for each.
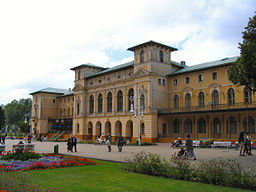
[181,61,186,66]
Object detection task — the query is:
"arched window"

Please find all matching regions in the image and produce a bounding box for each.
[159,50,163,62]
[77,102,80,115]
[173,95,179,109]
[67,107,70,117]
[140,94,145,110]
[198,118,206,133]
[88,122,92,135]
[78,70,81,80]
[107,92,112,112]
[213,117,221,134]
[128,88,134,111]
[198,92,204,107]
[226,116,237,134]
[77,124,80,133]
[141,123,145,134]
[185,93,191,108]
[89,95,94,113]
[140,50,145,62]
[63,107,66,117]
[173,119,180,133]
[212,90,219,106]
[117,90,123,112]
[185,118,192,133]
[98,94,103,113]
[227,88,235,105]
[243,116,255,133]
[244,87,252,104]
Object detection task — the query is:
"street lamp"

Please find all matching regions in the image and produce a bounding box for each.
[130,85,145,146]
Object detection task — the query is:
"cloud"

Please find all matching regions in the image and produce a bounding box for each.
[0,0,255,104]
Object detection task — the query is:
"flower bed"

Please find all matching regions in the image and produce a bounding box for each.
[0,153,96,172]
[122,152,256,191]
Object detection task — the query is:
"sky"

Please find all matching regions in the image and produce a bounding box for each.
[0,0,255,105]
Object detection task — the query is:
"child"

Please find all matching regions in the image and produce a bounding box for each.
[178,147,185,157]
[67,138,73,152]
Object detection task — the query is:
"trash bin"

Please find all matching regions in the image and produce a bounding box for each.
[136,140,139,146]
[54,144,59,154]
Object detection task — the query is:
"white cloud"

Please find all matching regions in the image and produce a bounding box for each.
[0,0,255,104]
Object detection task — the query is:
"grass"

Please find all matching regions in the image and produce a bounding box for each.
[26,159,254,192]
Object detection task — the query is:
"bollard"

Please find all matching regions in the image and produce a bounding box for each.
[54,144,59,154]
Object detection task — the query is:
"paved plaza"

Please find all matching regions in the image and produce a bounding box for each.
[4,139,256,171]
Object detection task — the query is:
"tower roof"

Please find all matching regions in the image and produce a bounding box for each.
[70,63,106,71]
[127,40,178,52]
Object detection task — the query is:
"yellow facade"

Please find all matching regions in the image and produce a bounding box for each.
[31,41,256,143]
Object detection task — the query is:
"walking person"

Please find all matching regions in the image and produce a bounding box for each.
[67,138,73,152]
[107,134,112,152]
[185,134,196,160]
[238,130,245,156]
[117,133,124,152]
[245,132,252,155]
[71,136,78,152]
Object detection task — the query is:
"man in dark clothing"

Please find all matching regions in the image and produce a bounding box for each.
[71,136,78,152]
[117,134,124,152]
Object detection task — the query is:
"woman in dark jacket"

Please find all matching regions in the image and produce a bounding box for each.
[238,130,245,156]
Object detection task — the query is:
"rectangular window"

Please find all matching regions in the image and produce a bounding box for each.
[212,72,218,80]
[185,77,190,84]
[198,74,203,82]
[173,79,177,86]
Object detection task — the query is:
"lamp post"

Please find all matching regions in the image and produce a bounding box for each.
[130,85,145,146]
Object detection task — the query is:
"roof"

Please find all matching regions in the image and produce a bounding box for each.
[127,40,178,52]
[70,63,106,71]
[84,61,134,79]
[167,56,238,76]
[171,60,185,68]
[30,87,74,95]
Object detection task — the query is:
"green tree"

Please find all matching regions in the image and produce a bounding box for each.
[4,98,32,133]
[0,106,5,129]
[229,13,256,91]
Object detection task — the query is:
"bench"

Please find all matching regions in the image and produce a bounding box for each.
[212,141,231,149]
[193,140,200,148]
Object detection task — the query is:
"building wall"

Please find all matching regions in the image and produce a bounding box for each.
[158,64,256,141]
[31,42,256,143]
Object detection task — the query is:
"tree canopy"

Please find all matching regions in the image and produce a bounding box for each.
[229,13,256,91]
[0,106,5,129]
[4,98,32,133]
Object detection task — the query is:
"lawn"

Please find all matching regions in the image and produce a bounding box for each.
[28,159,253,192]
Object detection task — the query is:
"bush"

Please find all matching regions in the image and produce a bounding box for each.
[122,152,256,190]
[141,142,156,146]
[1,152,41,161]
